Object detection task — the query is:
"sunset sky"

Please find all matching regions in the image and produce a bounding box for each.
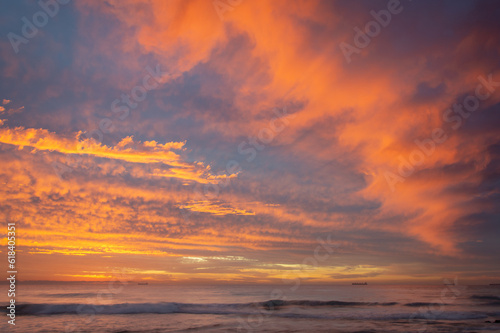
[1,0,499,284]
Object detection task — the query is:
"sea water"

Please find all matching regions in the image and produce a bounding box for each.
[1,283,500,332]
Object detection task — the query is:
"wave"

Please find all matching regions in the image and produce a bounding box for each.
[260,299,398,309]
[3,300,398,316]
[278,311,488,321]
[0,301,490,321]
[470,295,500,301]
[372,312,488,320]
[404,302,449,307]
[470,295,500,306]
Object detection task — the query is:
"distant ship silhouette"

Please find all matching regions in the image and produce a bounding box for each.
[138,282,149,285]
[352,282,367,285]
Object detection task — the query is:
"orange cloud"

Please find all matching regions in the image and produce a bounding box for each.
[0,126,238,185]
[1,0,499,283]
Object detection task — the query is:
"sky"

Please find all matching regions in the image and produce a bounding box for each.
[0,0,499,284]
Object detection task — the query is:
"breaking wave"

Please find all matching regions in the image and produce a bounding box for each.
[0,300,490,320]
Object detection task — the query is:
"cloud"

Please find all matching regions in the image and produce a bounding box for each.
[411,82,447,104]
[0,104,24,115]
[179,200,255,216]
[0,126,237,185]
[1,0,499,282]
[330,272,382,280]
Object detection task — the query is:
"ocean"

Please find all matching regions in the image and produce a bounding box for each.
[2,283,500,332]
